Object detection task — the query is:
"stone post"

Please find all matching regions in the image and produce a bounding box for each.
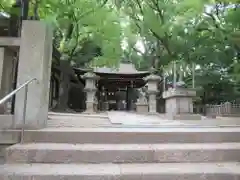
[0,48,5,92]
[14,21,53,128]
[224,102,232,115]
[144,74,161,113]
[82,72,99,113]
[0,48,5,114]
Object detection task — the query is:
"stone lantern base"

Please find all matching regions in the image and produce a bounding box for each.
[85,101,95,113]
[136,103,148,113]
[162,88,201,120]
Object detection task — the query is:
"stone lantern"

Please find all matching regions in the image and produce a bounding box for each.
[144,73,161,113]
[82,72,99,113]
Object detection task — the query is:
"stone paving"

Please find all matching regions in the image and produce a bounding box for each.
[108,111,187,125]
[48,111,240,128]
[0,158,4,164]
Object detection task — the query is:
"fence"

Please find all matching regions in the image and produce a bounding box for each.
[193,105,206,115]
[205,102,240,117]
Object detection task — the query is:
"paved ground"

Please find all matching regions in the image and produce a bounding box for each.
[48,111,240,128]
[48,112,110,127]
[108,111,187,125]
[0,158,4,164]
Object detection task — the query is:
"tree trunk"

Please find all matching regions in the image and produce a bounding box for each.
[56,61,72,111]
[56,73,70,111]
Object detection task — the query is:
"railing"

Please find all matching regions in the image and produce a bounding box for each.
[0,78,37,143]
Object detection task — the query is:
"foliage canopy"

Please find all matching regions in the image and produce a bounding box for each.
[0,0,240,104]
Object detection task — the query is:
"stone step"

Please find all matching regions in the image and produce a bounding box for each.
[5,143,240,164]
[47,118,111,127]
[47,114,111,128]
[0,162,239,180]
[22,127,240,144]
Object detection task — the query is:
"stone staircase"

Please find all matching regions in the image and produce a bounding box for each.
[1,127,240,179]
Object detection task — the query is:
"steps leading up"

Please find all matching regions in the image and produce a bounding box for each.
[1,126,240,179]
[5,143,240,163]
[0,162,240,180]
[22,127,240,143]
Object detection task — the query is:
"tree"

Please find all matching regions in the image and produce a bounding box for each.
[39,0,123,110]
[1,0,240,107]
[113,0,240,104]
[1,0,123,110]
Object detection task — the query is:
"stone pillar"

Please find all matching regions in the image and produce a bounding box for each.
[93,96,98,112]
[224,102,232,115]
[104,101,109,111]
[0,48,5,91]
[82,72,99,113]
[14,21,53,128]
[162,87,201,120]
[144,74,161,113]
[0,48,5,114]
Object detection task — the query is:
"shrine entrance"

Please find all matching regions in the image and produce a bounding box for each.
[97,76,146,111]
[74,63,150,112]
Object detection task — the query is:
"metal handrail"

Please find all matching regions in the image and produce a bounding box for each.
[0,77,37,143]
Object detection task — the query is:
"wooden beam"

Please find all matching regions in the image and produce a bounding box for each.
[0,37,21,47]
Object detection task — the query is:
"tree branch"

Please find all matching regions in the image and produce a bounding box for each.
[0,3,4,10]
[149,28,172,57]
[131,45,144,56]
[77,0,108,21]
[68,12,80,62]
[150,0,164,23]
[33,0,40,20]
[128,12,142,32]
[135,0,144,15]
[129,0,173,59]
[147,0,172,58]
[204,12,221,29]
